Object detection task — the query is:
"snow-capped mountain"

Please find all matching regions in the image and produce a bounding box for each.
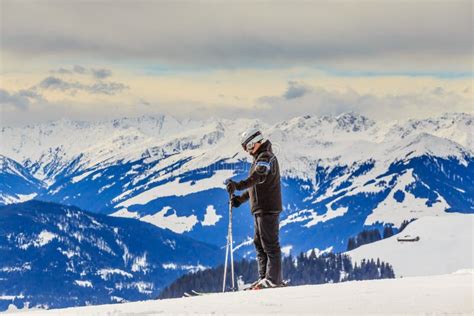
[0,112,472,255]
[0,155,43,204]
[0,200,222,311]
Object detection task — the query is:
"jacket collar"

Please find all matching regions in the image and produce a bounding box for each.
[252,140,272,157]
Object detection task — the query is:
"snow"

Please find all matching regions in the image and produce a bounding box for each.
[279,209,313,228]
[140,207,198,234]
[109,208,139,219]
[6,271,473,315]
[59,249,79,259]
[110,296,126,303]
[71,170,94,183]
[179,264,208,273]
[201,205,222,226]
[19,231,57,250]
[305,246,334,257]
[15,193,37,203]
[1,113,472,221]
[365,169,450,226]
[161,263,177,270]
[279,206,349,229]
[0,193,37,205]
[163,239,176,250]
[160,263,208,272]
[131,253,149,273]
[97,269,133,280]
[281,245,293,256]
[232,236,253,252]
[304,206,349,228]
[0,263,31,272]
[73,280,92,288]
[114,170,234,208]
[114,282,154,295]
[0,294,24,301]
[348,213,474,277]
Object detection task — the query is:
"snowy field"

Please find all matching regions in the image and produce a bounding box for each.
[347,214,474,277]
[6,270,473,315]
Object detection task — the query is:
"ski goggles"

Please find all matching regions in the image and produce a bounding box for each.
[241,131,262,151]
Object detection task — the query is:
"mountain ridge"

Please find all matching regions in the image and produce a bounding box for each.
[1,112,472,256]
[0,200,222,310]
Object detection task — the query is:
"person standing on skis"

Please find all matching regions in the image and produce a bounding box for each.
[226,128,283,289]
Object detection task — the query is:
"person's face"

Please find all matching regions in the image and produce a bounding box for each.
[248,142,261,155]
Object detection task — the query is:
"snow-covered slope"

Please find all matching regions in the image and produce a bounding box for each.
[1,113,471,184]
[6,270,473,315]
[1,112,473,313]
[347,213,474,277]
[0,112,473,256]
[0,201,222,311]
[0,155,43,204]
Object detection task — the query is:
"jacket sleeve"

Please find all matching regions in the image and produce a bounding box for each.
[239,190,250,203]
[235,154,272,190]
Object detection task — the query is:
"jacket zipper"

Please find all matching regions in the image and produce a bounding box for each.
[252,161,259,205]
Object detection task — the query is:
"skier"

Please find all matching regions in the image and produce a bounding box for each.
[226,128,283,289]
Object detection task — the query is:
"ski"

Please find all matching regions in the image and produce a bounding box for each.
[191,290,211,296]
[185,281,289,297]
[183,290,214,297]
[244,280,289,291]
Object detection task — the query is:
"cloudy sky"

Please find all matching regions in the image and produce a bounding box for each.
[1,0,472,126]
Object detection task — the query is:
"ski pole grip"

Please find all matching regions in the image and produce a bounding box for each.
[224,178,237,197]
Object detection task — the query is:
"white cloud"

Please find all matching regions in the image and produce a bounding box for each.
[256,82,473,122]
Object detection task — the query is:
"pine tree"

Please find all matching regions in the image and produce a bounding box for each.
[158,252,396,299]
[347,237,356,251]
[383,225,394,238]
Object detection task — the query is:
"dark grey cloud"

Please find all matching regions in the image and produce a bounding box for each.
[92,68,112,79]
[0,88,43,110]
[2,1,472,71]
[39,76,69,90]
[50,65,112,79]
[432,87,445,96]
[283,81,312,100]
[38,76,128,95]
[51,67,73,74]
[73,65,86,74]
[87,81,127,95]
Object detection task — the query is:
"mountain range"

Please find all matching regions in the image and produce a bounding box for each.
[0,200,221,310]
[1,112,472,256]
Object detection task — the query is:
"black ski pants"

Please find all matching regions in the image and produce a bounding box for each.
[253,212,282,284]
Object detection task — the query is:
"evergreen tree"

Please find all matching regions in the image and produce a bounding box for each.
[399,218,416,232]
[347,228,382,251]
[347,237,356,251]
[383,225,394,238]
[158,251,395,299]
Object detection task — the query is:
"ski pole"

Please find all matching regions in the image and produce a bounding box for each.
[229,193,235,291]
[222,217,229,292]
[222,192,235,292]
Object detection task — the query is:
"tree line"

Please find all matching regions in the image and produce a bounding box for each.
[158,251,395,299]
[346,218,417,251]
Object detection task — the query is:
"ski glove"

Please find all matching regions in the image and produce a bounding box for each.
[231,195,244,208]
[226,180,237,194]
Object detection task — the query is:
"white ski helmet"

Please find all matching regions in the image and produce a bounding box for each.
[240,128,264,151]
